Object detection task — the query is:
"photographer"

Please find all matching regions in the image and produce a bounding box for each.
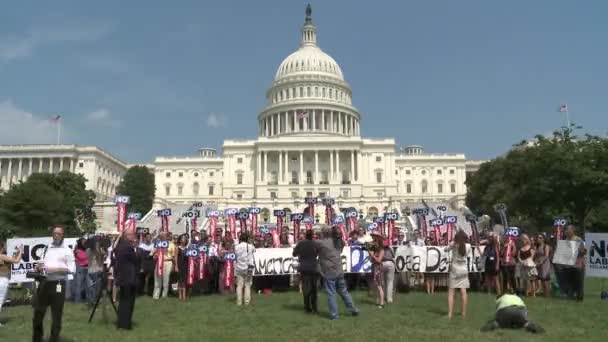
[234,232,255,306]
[0,241,22,327]
[293,229,319,313]
[32,225,75,342]
[114,231,139,330]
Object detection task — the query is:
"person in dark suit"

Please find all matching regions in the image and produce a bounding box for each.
[114,231,139,330]
[292,229,319,313]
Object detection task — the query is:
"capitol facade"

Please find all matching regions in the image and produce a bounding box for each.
[0,6,483,230]
[151,7,482,220]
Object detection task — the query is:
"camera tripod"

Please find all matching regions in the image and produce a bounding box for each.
[88,272,117,323]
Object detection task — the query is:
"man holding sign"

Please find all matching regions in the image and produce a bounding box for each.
[151,231,176,299]
[563,225,587,301]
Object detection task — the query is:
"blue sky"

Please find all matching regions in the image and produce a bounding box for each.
[1,1,606,163]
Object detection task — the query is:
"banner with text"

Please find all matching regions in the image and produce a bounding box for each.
[252,245,484,276]
[586,233,608,278]
[7,237,78,283]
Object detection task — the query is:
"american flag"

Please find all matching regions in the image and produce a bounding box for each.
[50,115,61,123]
[296,110,308,119]
[558,104,568,113]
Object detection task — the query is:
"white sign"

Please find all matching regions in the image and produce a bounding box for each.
[553,240,579,266]
[586,233,608,278]
[7,237,78,283]
[394,244,485,273]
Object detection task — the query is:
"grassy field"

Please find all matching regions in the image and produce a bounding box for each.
[0,279,606,342]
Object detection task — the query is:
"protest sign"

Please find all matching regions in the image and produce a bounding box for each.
[394,244,485,273]
[586,233,608,278]
[7,237,78,283]
[552,240,579,266]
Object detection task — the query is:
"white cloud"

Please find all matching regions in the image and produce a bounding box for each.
[86,108,120,127]
[0,100,60,144]
[0,22,111,63]
[206,112,226,128]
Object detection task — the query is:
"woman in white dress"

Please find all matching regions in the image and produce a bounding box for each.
[446,230,471,319]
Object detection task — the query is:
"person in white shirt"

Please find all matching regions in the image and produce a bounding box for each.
[33,225,76,342]
[234,232,256,306]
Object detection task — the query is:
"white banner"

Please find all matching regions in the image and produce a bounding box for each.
[586,233,608,278]
[253,245,483,275]
[7,237,78,283]
[553,240,579,266]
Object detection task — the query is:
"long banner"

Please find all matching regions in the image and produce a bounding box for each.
[7,237,78,283]
[253,245,486,276]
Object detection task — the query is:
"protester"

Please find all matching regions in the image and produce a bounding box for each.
[293,229,319,313]
[500,236,517,294]
[114,231,139,330]
[518,234,537,297]
[369,233,386,308]
[72,238,88,303]
[481,290,545,334]
[446,230,470,319]
[33,225,75,342]
[316,226,359,320]
[86,238,106,307]
[563,225,586,301]
[151,231,176,299]
[219,238,236,294]
[0,241,22,327]
[534,234,552,298]
[176,234,189,301]
[234,232,256,306]
[424,237,436,294]
[137,233,154,295]
[483,233,501,294]
[382,239,396,303]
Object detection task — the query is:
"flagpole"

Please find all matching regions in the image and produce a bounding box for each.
[57,120,61,145]
[565,109,571,129]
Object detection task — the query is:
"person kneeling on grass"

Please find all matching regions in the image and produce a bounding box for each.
[481,290,544,334]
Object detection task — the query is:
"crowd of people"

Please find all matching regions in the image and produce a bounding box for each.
[0,219,589,340]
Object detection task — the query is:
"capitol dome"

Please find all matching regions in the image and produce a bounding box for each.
[259,4,360,139]
[274,45,344,81]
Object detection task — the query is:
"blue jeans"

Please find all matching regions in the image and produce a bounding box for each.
[72,265,88,303]
[324,275,358,319]
[87,272,104,305]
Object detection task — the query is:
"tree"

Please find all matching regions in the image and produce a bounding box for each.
[116,165,155,215]
[466,127,608,232]
[0,171,96,237]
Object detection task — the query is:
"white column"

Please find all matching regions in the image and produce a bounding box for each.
[331,111,335,132]
[28,158,33,177]
[336,150,340,182]
[69,159,74,172]
[59,158,64,172]
[330,150,334,182]
[279,151,283,183]
[257,151,261,182]
[312,109,316,131]
[321,110,325,131]
[49,158,55,174]
[338,113,342,134]
[350,150,355,182]
[293,112,297,132]
[299,151,304,184]
[277,113,281,135]
[17,159,23,180]
[263,151,267,182]
[38,158,43,172]
[357,151,362,182]
[284,151,289,183]
[304,114,308,131]
[0,159,3,184]
[266,118,270,136]
[314,150,319,184]
[7,159,12,184]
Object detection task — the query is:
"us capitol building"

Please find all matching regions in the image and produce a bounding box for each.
[0,6,483,230]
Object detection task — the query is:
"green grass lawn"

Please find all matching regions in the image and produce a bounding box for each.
[1,279,606,342]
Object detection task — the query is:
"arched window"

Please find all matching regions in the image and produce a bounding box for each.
[177,183,184,196]
[437,181,444,194]
[421,180,428,194]
[164,183,171,196]
[367,206,379,217]
[193,182,199,195]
